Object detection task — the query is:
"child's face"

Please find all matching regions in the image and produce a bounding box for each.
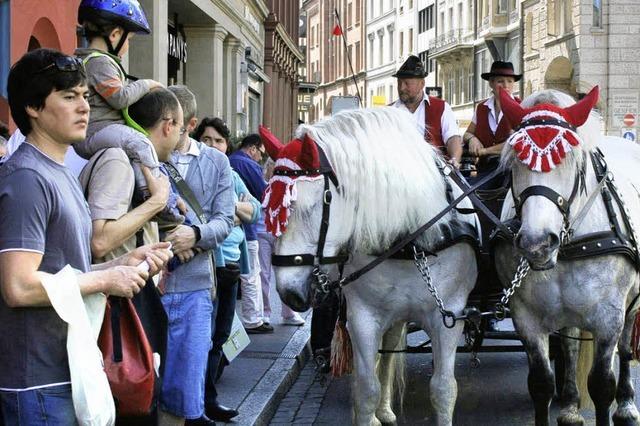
[110,28,134,58]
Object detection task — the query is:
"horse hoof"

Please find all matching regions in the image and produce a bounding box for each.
[557,412,585,426]
[375,409,397,425]
[613,417,640,426]
[613,404,640,426]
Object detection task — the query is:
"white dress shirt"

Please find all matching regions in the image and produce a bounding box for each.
[392,92,460,144]
[471,95,503,133]
[174,137,201,177]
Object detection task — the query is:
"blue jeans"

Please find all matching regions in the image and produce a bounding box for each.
[205,265,240,405]
[160,289,213,419]
[0,383,77,425]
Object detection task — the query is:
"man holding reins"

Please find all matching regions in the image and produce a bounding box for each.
[391,55,463,168]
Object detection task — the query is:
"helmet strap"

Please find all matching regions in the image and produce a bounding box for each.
[106,29,130,57]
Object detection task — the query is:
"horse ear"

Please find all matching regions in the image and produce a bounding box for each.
[498,87,526,126]
[259,125,284,160]
[564,86,599,127]
[299,134,320,170]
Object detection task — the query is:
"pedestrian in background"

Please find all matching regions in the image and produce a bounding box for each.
[194,117,261,422]
[257,157,305,327]
[229,134,273,334]
[166,86,235,426]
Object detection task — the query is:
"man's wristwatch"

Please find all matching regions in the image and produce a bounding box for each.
[190,225,201,242]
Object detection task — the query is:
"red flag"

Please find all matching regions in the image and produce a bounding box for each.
[332,24,343,36]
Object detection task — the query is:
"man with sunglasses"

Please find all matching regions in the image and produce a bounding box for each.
[0,48,173,424]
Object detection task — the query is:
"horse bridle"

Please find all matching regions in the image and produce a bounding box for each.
[270,147,349,295]
[511,118,586,244]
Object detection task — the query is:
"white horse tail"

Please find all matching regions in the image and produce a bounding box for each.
[577,332,595,410]
[331,317,353,377]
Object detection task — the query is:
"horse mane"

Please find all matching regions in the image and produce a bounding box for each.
[295,107,452,253]
[500,89,602,172]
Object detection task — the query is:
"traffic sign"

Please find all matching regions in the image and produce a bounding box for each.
[623,113,636,127]
[622,129,637,142]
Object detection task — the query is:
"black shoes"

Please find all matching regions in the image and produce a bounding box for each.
[245,323,274,334]
[185,414,216,425]
[206,402,239,422]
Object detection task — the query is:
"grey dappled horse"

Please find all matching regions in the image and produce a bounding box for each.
[266,108,478,425]
[494,87,640,426]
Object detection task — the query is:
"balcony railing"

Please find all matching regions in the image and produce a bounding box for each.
[431,29,474,55]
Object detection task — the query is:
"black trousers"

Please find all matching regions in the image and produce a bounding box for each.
[204,264,240,405]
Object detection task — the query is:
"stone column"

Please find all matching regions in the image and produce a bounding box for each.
[263,57,274,130]
[130,0,167,83]
[185,27,216,119]
[224,37,242,135]
[233,42,247,135]
[212,25,228,120]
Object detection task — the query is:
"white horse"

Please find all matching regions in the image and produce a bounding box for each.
[263,108,478,425]
[494,87,640,426]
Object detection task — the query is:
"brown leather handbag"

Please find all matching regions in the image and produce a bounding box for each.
[98,296,155,416]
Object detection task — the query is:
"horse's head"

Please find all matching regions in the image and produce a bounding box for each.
[499,87,599,269]
[260,126,346,311]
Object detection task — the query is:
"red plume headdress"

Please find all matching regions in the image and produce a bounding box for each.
[259,126,322,236]
[499,86,599,172]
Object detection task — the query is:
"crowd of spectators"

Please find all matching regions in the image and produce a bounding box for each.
[0,2,303,424]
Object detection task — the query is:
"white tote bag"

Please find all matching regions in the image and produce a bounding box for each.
[41,265,116,426]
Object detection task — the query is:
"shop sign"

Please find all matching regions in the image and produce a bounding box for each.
[168,32,187,63]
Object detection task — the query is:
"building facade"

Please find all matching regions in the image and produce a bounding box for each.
[416,0,438,89]
[263,0,304,141]
[301,0,366,122]
[522,0,640,136]
[0,0,82,128]
[365,0,399,107]
[129,0,270,137]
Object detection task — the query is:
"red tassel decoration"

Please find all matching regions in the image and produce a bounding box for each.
[557,141,567,158]
[564,131,580,147]
[631,310,640,360]
[541,154,551,172]
[551,147,562,165]
[512,139,524,153]
[330,319,353,377]
[518,143,531,161]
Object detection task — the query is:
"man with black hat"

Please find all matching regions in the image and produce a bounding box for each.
[463,60,522,165]
[391,55,462,167]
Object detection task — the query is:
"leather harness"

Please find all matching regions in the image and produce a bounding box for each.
[492,148,640,270]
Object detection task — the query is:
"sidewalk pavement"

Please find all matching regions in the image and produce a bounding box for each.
[215,285,312,426]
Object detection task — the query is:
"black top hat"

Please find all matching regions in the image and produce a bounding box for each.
[392,55,427,78]
[481,61,522,81]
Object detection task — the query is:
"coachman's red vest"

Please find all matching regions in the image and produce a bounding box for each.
[474,97,521,148]
[423,96,446,150]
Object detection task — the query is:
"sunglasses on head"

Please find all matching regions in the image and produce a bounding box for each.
[35,56,84,74]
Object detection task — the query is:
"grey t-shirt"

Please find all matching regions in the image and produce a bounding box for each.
[0,143,92,389]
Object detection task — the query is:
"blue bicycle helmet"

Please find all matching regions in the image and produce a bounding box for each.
[78,0,150,35]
